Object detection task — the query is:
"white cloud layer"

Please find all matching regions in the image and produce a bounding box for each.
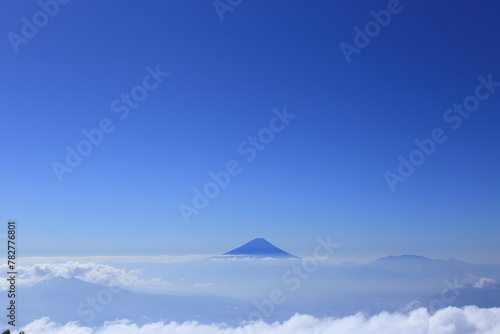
[15,306,500,334]
[471,276,497,288]
[193,282,214,287]
[0,262,170,290]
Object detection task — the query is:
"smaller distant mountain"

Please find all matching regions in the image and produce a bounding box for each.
[366,255,500,278]
[223,238,299,259]
[371,255,468,264]
[376,255,431,261]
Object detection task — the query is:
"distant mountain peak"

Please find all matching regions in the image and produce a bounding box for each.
[377,255,431,262]
[223,238,299,258]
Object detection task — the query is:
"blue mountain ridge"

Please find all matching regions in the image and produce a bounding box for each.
[223,238,299,258]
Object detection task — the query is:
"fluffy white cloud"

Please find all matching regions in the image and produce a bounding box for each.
[14,306,500,334]
[0,262,170,290]
[472,277,497,288]
[209,256,300,263]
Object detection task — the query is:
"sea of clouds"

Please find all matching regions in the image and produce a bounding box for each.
[0,262,170,290]
[14,306,500,334]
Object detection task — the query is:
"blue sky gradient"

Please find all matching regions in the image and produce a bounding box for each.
[1,0,499,261]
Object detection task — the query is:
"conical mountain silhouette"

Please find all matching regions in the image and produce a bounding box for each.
[223,238,299,258]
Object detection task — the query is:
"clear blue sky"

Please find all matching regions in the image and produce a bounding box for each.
[1,1,499,261]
